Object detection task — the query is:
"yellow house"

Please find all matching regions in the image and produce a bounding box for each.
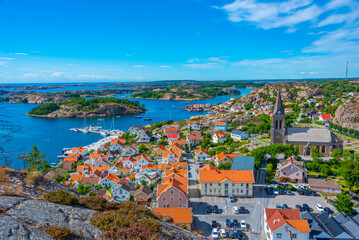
[134,185,153,202]
[199,164,254,197]
[152,145,166,158]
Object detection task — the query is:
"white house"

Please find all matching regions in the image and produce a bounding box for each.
[123,157,136,169]
[230,130,249,141]
[137,128,152,143]
[189,121,203,131]
[194,149,211,162]
[162,149,181,164]
[134,154,151,170]
[264,208,310,240]
[122,146,138,157]
[100,174,120,188]
[212,131,227,144]
[112,184,131,202]
[71,147,89,157]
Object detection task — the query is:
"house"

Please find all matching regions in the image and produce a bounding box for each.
[194,148,211,162]
[134,185,153,203]
[214,122,228,131]
[76,165,90,174]
[99,145,110,152]
[302,211,354,239]
[187,133,202,145]
[164,168,188,178]
[312,113,320,121]
[154,208,193,230]
[122,157,136,169]
[136,173,159,186]
[137,128,152,143]
[264,209,310,240]
[81,177,100,186]
[231,156,255,171]
[100,174,120,188]
[348,92,358,96]
[305,110,315,118]
[163,149,181,164]
[319,114,333,123]
[129,125,144,135]
[110,138,124,152]
[152,145,166,158]
[230,130,249,141]
[189,121,203,131]
[308,178,342,194]
[212,131,227,143]
[164,127,179,134]
[121,146,138,157]
[157,176,188,208]
[167,133,179,143]
[199,164,254,197]
[277,157,307,183]
[215,152,238,166]
[71,147,88,156]
[170,139,187,148]
[134,154,151,170]
[112,183,131,202]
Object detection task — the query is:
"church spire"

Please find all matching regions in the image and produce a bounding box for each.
[273,88,285,115]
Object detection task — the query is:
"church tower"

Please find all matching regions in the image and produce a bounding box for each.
[270,88,286,144]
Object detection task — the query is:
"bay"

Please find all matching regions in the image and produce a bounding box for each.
[0,88,253,169]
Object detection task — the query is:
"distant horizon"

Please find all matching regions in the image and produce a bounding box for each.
[0,77,358,85]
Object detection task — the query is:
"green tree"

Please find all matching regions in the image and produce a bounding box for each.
[331,149,342,159]
[335,193,354,215]
[139,144,148,153]
[24,145,48,172]
[341,160,359,189]
[77,183,91,195]
[141,180,147,186]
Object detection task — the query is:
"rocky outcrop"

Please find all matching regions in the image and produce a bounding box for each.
[334,97,359,130]
[223,88,241,95]
[0,196,102,240]
[29,103,146,118]
[159,93,202,101]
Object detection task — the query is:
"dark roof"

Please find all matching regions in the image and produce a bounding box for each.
[113,183,131,192]
[230,130,248,136]
[135,185,153,196]
[334,212,359,238]
[231,156,255,171]
[352,214,359,225]
[286,127,343,144]
[301,212,329,239]
[273,88,285,115]
[316,212,350,238]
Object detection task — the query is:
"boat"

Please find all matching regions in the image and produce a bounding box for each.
[135,116,143,118]
[98,117,105,121]
[116,115,121,118]
[144,117,152,121]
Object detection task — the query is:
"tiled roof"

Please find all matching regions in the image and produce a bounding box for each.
[157,176,188,197]
[154,208,192,224]
[265,209,310,233]
[81,177,100,185]
[195,148,209,155]
[321,114,333,120]
[214,122,227,126]
[214,131,226,139]
[167,133,179,139]
[199,167,254,183]
[308,178,342,189]
[134,185,153,196]
[72,147,86,153]
[70,174,86,182]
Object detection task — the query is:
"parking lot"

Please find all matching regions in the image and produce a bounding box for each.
[267,191,337,214]
[192,197,261,239]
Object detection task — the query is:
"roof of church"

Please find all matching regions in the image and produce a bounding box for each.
[286,127,342,143]
[273,88,285,115]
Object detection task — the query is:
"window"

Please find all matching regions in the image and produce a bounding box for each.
[322,146,325,153]
[210,189,212,193]
[179,197,182,201]
[214,189,216,193]
[246,184,249,188]
[218,183,221,186]
[163,197,166,201]
[232,189,235,193]
[292,234,297,239]
[306,147,311,155]
[232,183,235,187]
[237,189,239,193]
[241,190,243,193]
[218,189,221,193]
[171,190,174,194]
[170,197,174,201]
[276,233,282,238]
[210,183,212,187]
[137,197,139,200]
[204,183,207,188]
[241,183,244,187]
[179,204,182,207]
[283,172,287,175]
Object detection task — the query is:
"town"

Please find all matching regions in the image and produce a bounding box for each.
[42,83,359,240]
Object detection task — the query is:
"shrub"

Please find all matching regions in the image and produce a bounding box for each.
[0,208,4,214]
[0,167,9,183]
[91,201,160,240]
[193,230,205,235]
[79,196,107,211]
[25,172,42,185]
[44,226,71,240]
[42,190,79,205]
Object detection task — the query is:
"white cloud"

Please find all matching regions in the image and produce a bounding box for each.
[78,74,113,79]
[185,63,220,69]
[23,73,41,77]
[160,65,172,68]
[0,57,15,60]
[15,53,28,55]
[184,57,229,69]
[51,72,64,77]
[0,61,6,66]
[133,65,145,68]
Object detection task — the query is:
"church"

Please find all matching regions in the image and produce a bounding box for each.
[270,89,343,157]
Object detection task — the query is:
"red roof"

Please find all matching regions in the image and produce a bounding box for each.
[321,114,333,120]
[167,133,179,139]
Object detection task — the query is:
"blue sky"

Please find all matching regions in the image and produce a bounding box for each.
[0,0,358,83]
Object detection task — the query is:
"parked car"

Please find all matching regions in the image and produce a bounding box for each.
[220,228,227,238]
[285,190,292,195]
[206,206,212,213]
[213,205,220,214]
[279,189,285,195]
[228,229,235,238]
[240,220,246,229]
[304,190,310,196]
[233,219,240,228]
[267,188,273,195]
[229,196,235,202]
[236,230,244,239]
[239,206,246,214]
[324,207,333,214]
[212,220,218,228]
[296,205,303,211]
[226,218,232,228]
[233,206,239,214]
[273,189,279,195]
[303,204,310,212]
[283,204,289,209]
[298,190,304,195]
[276,204,282,209]
[212,228,219,239]
[316,204,324,212]
[311,190,319,196]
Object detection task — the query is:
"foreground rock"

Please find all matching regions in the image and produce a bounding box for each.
[334,97,359,130]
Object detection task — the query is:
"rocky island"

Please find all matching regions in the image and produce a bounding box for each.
[27,97,146,118]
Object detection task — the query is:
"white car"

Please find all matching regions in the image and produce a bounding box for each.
[212,228,219,239]
[241,220,246,229]
[233,206,239,214]
[219,228,227,238]
[273,189,279,195]
[316,204,324,212]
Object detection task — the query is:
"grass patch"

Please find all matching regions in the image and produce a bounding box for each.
[25,172,42,185]
[307,171,326,178]
[44,226,72,240]
[42,190,79,206]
